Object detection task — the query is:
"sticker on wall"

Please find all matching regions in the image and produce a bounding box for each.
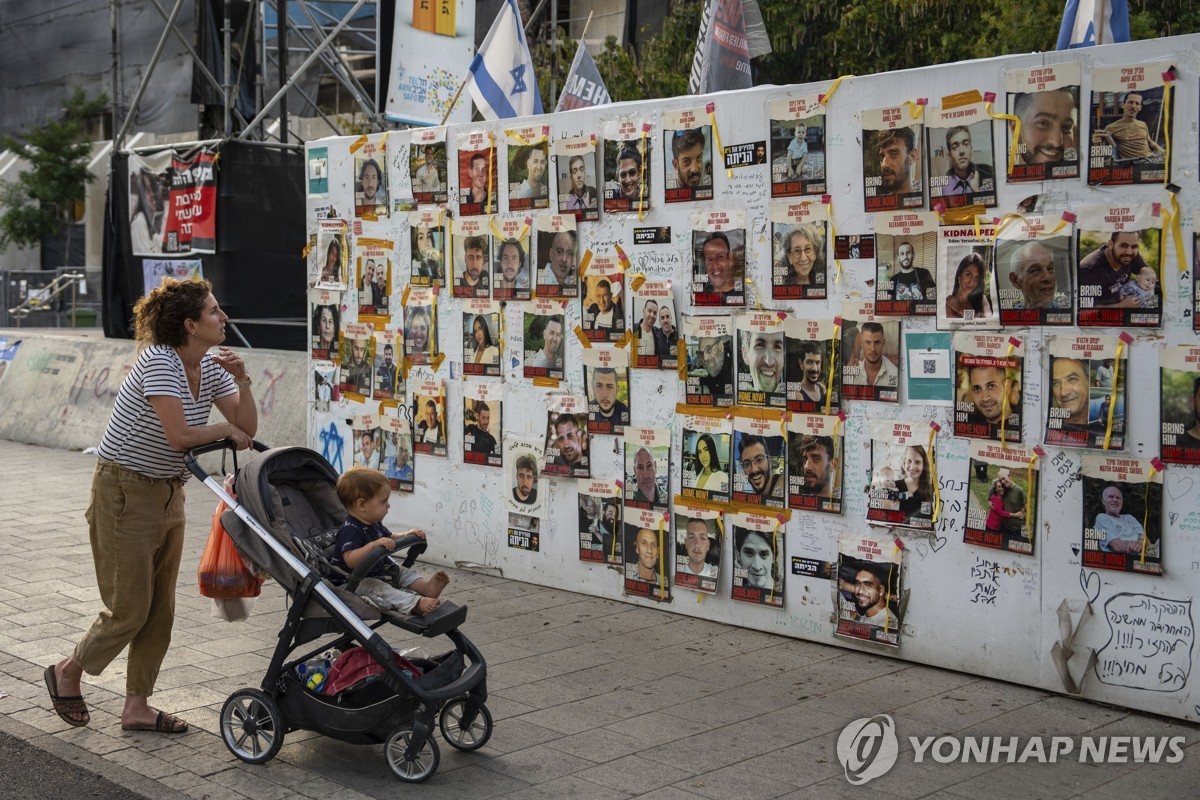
[411,378,446,458]
[937,223,1000,330]
[462,299,501,377]
[452,216,492,299]
[523,298,566,383]
[731,409,787,510]
[409,127,448,206]
[505,434,545,552]
[602,116,652,215]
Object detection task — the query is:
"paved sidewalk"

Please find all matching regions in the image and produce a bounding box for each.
[0,439,1196,800]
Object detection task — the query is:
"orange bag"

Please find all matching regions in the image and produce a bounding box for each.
[198,499,263,599]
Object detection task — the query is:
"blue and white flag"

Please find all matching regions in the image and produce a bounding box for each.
[467,0,544,120]
[1056,0,1130,49]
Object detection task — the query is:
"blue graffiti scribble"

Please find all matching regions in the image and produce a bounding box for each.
[320,422,345,472]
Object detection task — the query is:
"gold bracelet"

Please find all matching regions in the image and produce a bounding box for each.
[234,376,252,389]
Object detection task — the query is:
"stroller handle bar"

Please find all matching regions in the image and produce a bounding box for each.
[184,438,269,481]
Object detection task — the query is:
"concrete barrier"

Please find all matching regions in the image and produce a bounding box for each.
[0,329,307,452]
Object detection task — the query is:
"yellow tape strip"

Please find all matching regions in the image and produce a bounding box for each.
[1141,467,1156,566]
[638,128,648,222]
[904,100,925,120]
[1103,339,1124,450]
[928,427,941,524]
[578,249,593,278]
[824,323,840,415]
[1165,195,1186,274]
[629,273,647,292]
[676,339,687,381]
[818,75,855,106]
[825,198,843,285]
[533,376,561,388]
[348,134,369,153]
[1161,76,1173,188]
[985,101,1021,176]
[1026,453,1038,544]
[708,108,732,179]
[573,326,593,348]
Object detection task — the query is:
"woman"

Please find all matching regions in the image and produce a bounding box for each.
[417,399,444,445]
[46,278,256,733]
[318,238,342,284]
[779,224,825,287]
[411,225,444,281]
[893,445,933,519]
[692,433,728,493]
[945,252,991,319]
[311,304,339,355]
[985,477,1006,532]
[405,305,433,357]
[470,314,499,365]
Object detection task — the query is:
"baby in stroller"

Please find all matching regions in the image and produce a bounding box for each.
[334,467,450,615]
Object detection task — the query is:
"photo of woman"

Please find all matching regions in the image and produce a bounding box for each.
[945,252,993,321]
[775,223,826,298]
[311,304,339,359]
[691,433,728,493]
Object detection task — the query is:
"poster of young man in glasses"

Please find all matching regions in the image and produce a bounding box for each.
[1003,62,1081,183]
[1159,345,1200,466]
[602,117,652,215]
[662,108,713,203]
[579,480,621,564]
[771,202,828,300]
[994,215,1074,326]
[1081,454,1162,576]
[731,412,787,510]
[784,316,840,415]
[964,440,1038,555]
[953,333,1024,443]
[787,413,842,515]
[862,105,924,213]
[623,507,671,602]
[683,315,734,407]
[836,534,903,648]
[1087,61,1173,187]
[769,95,826,198]
[874,211,938,317]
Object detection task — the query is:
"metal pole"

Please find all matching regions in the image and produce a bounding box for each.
[115,0,187,149]
[240,0,368,140]
[549,0,557,109]
[293,0,376,119]
[110,0,120,143]
[278,0,289,144]
[223,0,233,136]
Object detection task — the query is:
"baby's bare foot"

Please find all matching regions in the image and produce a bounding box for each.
[428,570,450,597]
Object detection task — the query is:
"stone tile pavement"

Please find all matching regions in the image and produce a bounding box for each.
[0,439,1196,799]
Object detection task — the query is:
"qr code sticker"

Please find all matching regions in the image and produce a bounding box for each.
[922,358,937,375]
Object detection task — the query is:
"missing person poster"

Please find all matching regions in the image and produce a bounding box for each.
[603,117,652,215]
[624,426,670,512]
[340,322,374,397]
[788,413,842,515]
[874,211,939,316]
[1044,334,1127,451]
[1160,345,1200,466]
[673,502,722,594]
[868,420,935,531]
[965,440,1039,555]
[679,410,733,505]
[543,394,590,479]
[682,314,734,407]
[128,146,218,256]
[770,202,828,300]
[769,95,826,198]
[383,413,415,493]
[994,214,1074,326]
[662,107,714,203]
[926,101,996,210]
[507,125,550,212]
[313,219,347,289]
[505,434,545,552]
[523,298,566,382]
[785,317,840,414]
[351,413,383,470]
[632,279,678,369]
[1076,203,1162,328]
[581,253,626,343]
[1081,454,1162,575]
[623,506,671,602]
[357,240,392,321]
[556,135,600,221]
[534,214,578,297]
[403,287,437,366]
[1087,61,1173,186]
[310,288,340,361]
[862,104,924,213]
[579,479,622,564]
[463,299,501,377]
[372,329,402,400]
[493,218,533,301]
[412,378,447,458]
[451,216,491,299]
[736,311,787,408]
[731,410,787,510]
[953,333,1024,443]
[409,127,448,205]
[462,381,502,468]
[353,136,389,219]
[584,347,630,436]
[836,534,903,648]
[408,209,446,287]
[937,224,1000,330]
[1004,62,1081,182]
[691,209,746,307]
[730,511,786,608]
[456,129,497,216]
[841,301,900,403]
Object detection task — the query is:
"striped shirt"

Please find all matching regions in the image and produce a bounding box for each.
[96,344,237,479]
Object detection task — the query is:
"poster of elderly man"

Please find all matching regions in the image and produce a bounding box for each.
[1081,455,1162,576]
[994,218,1073,326]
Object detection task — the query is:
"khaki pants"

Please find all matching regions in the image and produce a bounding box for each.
[73,460,186,697]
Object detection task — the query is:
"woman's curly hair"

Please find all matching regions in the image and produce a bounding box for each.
[132,278,213,348]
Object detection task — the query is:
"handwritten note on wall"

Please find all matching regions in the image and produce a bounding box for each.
[1095,593,1193,693]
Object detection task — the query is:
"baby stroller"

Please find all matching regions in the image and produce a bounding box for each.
[185,442,491,783]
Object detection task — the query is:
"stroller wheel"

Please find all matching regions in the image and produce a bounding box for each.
[385,726,440,783]
[220,689,284,765]
[439,698,493,751]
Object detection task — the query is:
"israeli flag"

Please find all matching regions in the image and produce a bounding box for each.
[467,0,544,120]
[1056,0,1130,49]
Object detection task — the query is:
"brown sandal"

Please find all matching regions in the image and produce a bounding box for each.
[121,710,189,734]
[44,664,90,727]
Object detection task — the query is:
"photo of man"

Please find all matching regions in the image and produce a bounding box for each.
[862,113,923,212]
[1160,346,1200,465]
[603,138,651,214]
[683,315,734,408]
[841,320,900,402]
[512,453,539,506]
[544,410,589,478]
[508,141,549,211]
[374,340,400,399]
[586,360,630,435]
[452,228,491,299]
[557,144,599,220]
[674,514,720,593]
[927,112,995,209]
[730,515,784,607]
[691,228,746,306]
[787,418,842,515]
[582,264,625,344]
[663,121,712,203]
[995,233,1073,326]
[1077,217,1161,327]
[410,141,447,203]
[578,483,620,564]
[524,311,565,379]
[736,323,786,408]
[732,430,785,509]
[1087,63,1172,186]
[964,441,1038,554]
[1045,346,1126,451]
[624,429,670,512]
[954,335,1023,443]
[836,537,903,647]
[1005,68,1080,182]
[354,154,387,218]
[1081,456,1162,575]
[632,287,678,368]
[622,514,669,602]
[536,228,579,297]
[341,334,373,396]
[494,236,532,301]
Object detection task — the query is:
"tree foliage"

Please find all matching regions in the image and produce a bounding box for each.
[0,87,108,257]
[533,0,1200,106]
